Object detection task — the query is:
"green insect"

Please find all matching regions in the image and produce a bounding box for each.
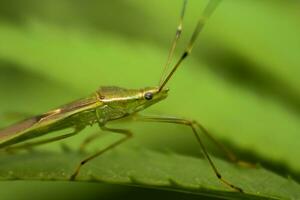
[0,0,247,192]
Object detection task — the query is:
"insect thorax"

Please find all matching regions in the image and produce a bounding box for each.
[95,104,127,124]
[95,86,168,123]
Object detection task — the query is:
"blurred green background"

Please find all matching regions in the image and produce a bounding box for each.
[0,0,300,199]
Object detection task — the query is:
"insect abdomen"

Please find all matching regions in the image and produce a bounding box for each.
[0,109,98,149]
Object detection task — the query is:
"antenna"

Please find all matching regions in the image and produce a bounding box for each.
[159,0,188,85]
[159,0,221,92]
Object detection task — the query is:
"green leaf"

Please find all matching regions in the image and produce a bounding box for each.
[0,148,299,200]
[0,0,300,199]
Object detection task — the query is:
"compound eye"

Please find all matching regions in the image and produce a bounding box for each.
[144,92,153,100]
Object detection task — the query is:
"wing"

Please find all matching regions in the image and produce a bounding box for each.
[0,95,101,146]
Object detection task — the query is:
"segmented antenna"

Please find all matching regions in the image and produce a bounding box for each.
[159,0,221,91]
[159,0,187,85]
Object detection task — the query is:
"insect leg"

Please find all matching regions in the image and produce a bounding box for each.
[136,115,243,193]
[4,127,83,152]
[194,122,256,168]
[79,132,107,152]
[70,126,132,180]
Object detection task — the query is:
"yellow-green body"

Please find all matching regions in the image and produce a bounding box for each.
[0,86,168,148]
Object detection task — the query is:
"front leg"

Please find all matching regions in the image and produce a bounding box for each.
[70,125,133,180]
[135,114,244,193]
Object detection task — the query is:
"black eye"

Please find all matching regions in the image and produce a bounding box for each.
[144,92,153,100]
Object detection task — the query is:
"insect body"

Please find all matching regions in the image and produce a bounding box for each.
[0,86,166,148]
[0,0,246,192]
